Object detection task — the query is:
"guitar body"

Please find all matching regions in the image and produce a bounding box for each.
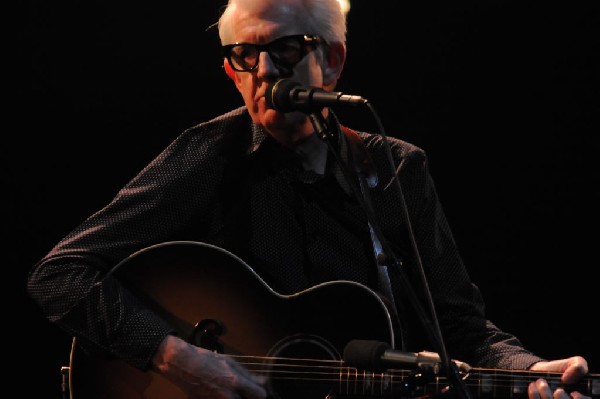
[69,241,399,399]
[69,241,600,398]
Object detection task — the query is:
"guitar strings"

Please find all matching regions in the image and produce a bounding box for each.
[221,355,594,393]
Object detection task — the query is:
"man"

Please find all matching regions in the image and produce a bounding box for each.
[27,0,590,398]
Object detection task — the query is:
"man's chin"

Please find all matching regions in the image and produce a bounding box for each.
[262,108,307,129]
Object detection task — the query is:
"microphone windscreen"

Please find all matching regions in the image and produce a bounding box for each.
[343,339,390,372]
[265,79,301,112]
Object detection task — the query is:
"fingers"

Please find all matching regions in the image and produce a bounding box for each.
[553,388,572,399]
[530,358,588,376]
[569,392,589,399]
[529,357,589,386]
[235,371,267,399]
[225,356,267,399]
[527,356,591,399]
[529,378,552,399]
[528,378,570,399]
[561,357,588,385]
[528,378,590,399]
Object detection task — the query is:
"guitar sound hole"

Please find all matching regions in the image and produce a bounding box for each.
[266,334,340,399]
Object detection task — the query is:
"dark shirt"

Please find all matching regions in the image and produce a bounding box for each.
[27,106,543,371]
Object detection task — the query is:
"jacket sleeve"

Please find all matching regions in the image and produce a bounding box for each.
[373,135,545,370]
[26,113,236,370]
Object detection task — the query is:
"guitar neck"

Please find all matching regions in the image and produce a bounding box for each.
[465,368,598,399]
[332,366,600,398]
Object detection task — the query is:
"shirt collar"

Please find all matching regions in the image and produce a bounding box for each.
[247,111,352,192]
[248,116,330,175]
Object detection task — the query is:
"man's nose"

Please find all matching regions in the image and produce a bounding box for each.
[256,51,287,79]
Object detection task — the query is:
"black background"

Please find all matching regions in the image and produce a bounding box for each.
[14,1,599,397]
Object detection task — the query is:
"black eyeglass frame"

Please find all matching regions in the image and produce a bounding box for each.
[222,34,325,73]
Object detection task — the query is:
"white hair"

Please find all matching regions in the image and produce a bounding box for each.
[217,0,347,45]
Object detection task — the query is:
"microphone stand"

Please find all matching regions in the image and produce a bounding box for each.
[307,109,473,399]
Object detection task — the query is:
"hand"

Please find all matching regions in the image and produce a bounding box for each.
[152,334,267,399]
[528,356,589,399]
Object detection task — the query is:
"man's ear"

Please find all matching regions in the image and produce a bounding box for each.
[322,42,346,89]
[223,58,236,81]
[223,58,243,92]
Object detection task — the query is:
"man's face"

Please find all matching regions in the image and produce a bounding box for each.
[225,3,328,143]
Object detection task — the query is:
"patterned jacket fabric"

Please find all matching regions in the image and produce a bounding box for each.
[27,106,543,371]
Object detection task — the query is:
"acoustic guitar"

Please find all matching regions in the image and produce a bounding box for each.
[68,241,599,398]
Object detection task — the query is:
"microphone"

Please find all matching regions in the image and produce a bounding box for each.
[265,79,369,113]
[343,339,443,372]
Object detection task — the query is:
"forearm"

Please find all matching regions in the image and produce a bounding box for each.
[28,260,175,370]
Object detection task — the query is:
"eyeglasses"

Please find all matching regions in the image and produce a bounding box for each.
[222,34,324,73]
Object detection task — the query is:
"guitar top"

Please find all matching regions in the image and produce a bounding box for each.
[69,241,599,399]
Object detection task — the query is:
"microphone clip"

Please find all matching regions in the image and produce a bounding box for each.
[308,112,334,142]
